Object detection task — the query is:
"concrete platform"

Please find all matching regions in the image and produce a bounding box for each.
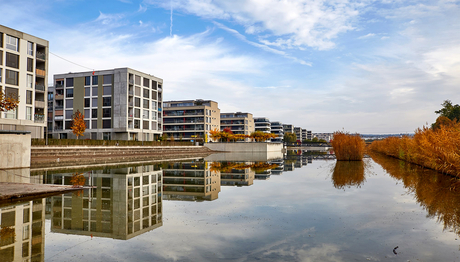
[0,182,82,203]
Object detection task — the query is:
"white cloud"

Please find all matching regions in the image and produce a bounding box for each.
[357,33,375,39]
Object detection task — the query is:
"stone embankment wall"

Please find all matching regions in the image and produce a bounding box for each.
[0,131,31,169]
[204,142,283,152]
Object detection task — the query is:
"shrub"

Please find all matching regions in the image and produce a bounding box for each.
[331,131,365,161]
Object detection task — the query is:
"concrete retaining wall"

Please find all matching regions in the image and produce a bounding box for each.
[0,131,31,169]
[204,142,283,152]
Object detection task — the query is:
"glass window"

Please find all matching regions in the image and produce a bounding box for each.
[151,111,157,120]
[152,80,157,90]
[143,99,149,109]
[27,58,33,72]
[84,120,90,129]
[0,50,2,65]
[66,89,73,98]
[134,120,140,129]
[6,52,19,69]
[135,86,140,96]
[151,91,157,100]
[85,87,90,96]
[135,75,141,85]
[65,110,73,119]
[103,97,111,106]
[151,101,157,110]
[65,99,73,108]
[92,87,98,96]
[92,75,98,85]
[92,98,98,107]
[84,98,90,107]
[26,107,32,120]
[143,110,149,119]
[65,121,72,129]
[66,78,74,87]
[134,108,140,118]
[27,42,34,56]
[26,74,33,88]
[92,109,97,118]
[85,76,91,86]
[92,120,97,129]
[0,68,2,82]
[103,119,111,129]
[84,109,90,118]
[103,86,111,95]
[143,88,149,98]
[135,97,140,107]
[143,121,149,130]
[0,34,2,48]
[5,70,18,85]
[5,35,18,51]
[103,75,112,85]
[143,78,149,87]
[26,91,32,104]
[103,108,111,117]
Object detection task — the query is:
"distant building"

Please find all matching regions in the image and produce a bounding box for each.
[50,68,163,141]
[313,133,333,142]
[283,124,294,134]
[0,25,49,138]
[270,121,284,143]
[220,112,254,140]
[254,117,271,133]
[294,127,303,142]
[302,129,307,141]
[306,130,312,140]
[163,99,220,142]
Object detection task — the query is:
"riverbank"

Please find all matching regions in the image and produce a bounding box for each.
[0,183,83,205]
[31,145,216,168]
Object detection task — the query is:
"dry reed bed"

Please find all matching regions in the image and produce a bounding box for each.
[369,124,460,177]
[331,131,366,161]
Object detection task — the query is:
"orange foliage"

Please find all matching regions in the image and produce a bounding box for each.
[71,110,86,139]
[0,226,15,246]
[0,89,19,112]
[332,161,366,189]
[210,162,278,173]
[331,131,365,161]
[70,172,86,188]
[369,123,460,177]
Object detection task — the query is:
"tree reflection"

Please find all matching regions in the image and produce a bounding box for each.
[331,161,366,189]
[370,152,460,236]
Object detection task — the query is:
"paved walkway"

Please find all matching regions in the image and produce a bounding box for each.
[0,182,82,202]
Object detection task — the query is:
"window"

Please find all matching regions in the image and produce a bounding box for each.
[103,97,111,106]
[66,99,73,108]
[143,99,149,109]
[143,78,149,87]
[103,75,112,85]
[5,35,18,51]
[152,80,157,90]
[26,91,32,104]
[66,78,74,87]
[135,86,140,96]
[103,132,111,139]
[143,110,149,119]
[92,98,98,107]
[152,101,157,110]
[6,53,19,69]
[0,50,2,65]
[103,86,111,95]
[85,87,90,96]
[0,33,2,48]
[143,88,149,98]
[103,120,111,129]
[85,76,91,86]
[27,58,33,72]
[92,87,98,96]
[92,76,98,85]
[92,120,97,129]
[134,120,140,129]
[0,69,2,83]
[135,75,141,85]
[66,89,73,98]
[151,111,156,120]
[84,98,90,107]
[27,42,33,56]
[103,108,111,117]
[26,107,32,120]
[84,109,90,118]
[92,109,97,118]
[84,120,90,128]
[27,74,33,88]
[5,70,18,85]
[65,110,73,119]
[135,97,140,107]
[134,108,140,118]
[151,91,157,100]
[65,121,72,129]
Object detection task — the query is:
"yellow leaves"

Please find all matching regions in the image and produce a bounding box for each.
[71,110,86,139]
[331,131,365,161]
[0,89,19,112]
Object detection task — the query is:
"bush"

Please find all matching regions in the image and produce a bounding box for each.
[331,131,365,161]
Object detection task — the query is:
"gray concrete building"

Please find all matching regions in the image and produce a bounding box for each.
[49,68,163,141]
[270,121,284,143]
[254,117,271,133]
[0,25,49,138]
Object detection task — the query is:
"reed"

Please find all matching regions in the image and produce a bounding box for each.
[331,131,366,161]
[369,122,460,177]
[332,161,366,189]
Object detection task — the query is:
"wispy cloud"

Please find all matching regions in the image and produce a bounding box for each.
[358,33,375,39]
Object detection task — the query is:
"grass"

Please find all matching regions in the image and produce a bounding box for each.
[369,123,460,177]
[331,131,366,161]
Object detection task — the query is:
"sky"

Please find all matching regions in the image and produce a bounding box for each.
[1,0,459,133]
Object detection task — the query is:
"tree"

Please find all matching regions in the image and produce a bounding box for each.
[71,110,86,139]
[432,116,455,131]
[0,89,19,112]
[435,100,460,121]
[312,137,319,142]
[283,132,297,143]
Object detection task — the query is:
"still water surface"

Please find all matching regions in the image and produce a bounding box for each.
[1,152,460,261]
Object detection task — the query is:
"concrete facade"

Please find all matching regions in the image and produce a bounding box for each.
[0,131,31,169]
[270,121,284,143]
[220,112,254,141]
[254,117,271,133]
[49,68,163,141]
[0,25,49,138]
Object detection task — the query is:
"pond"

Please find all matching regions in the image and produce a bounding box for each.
[1,152,460,261]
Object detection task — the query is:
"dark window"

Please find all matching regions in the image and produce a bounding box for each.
[103,119,111,128]
[66,89,73,98]
[92,75,98,85]
[134,108,140,118]
[134,120,140,129]
[103,86,111,95]
[65,110,73,119]
[85,87,90,96]
[84,120,90,129]
[143,78,149,87]
[143,99,149,109]
[5,69,18,85]
[85,76,91,85]
[103,97,111,106]
[92,87,98,96]
[135,75,141,85]
[143,89,149,98]
[103,108,111,117]
[92,120,97,129]
[5,53,19,69]
[65,121,72,129]
[65,99,73,108]
[0,33,2,48]
[151,91,157,100]
[0,50,2,65]
[26,91,32,104]
[92,109,97,118]
[152,80,157,89]
[66,78,74,87]
[84,98,90,107]
[84,109,90,118]
[135,97,140,107]
[27,58,33,72]
[103,75,112,85]
[92,98,98,107]
[143,121,149,130]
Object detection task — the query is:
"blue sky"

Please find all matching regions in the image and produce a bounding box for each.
[1,0,459,133]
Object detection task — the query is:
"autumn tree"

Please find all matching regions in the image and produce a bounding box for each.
[283,132,297,143]
[71,110,86,139]
[0,89,19,112]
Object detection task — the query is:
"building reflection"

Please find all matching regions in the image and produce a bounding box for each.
[370,152,460,236]
[331,161,366,189]
[0,198,45,262]
[216,162,255,187]
[162,160,221,201]
[46,165,163,240]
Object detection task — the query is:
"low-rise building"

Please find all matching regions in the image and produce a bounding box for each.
[163,99,220,142]
[49,68,163,141]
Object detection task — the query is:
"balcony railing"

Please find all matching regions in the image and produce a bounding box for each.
[36,52,46,60]
[54,106,63,110]
[34,114,45,123]
[35,84,45,91]
[36,69,46,77]
[55,83,64,88]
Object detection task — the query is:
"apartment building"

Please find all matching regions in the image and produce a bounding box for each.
[220,112,254,139]
[294,127,303,142]
[163,99,220,142]
[254,117,271,133]
[270,121,284,143]
[306,130,312,140]
[0,25,49,138]
[220,164,255,187]
[313,133,333,142]
[50,68,163,141]
[302,128,307,141]
[283,124,294,134]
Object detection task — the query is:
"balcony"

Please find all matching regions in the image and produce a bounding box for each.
[55,94,64,100]
[36,69,46,78]
[36,52,46,60]
[34,114,45,123]
[54,116,64,121]
[35,100,45,108]
[35,84,45,92]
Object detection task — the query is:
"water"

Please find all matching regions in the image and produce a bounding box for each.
[1,152,460,261]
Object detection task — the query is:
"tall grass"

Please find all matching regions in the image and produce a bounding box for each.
[331,131,366,161]
[332,161,366,189]
[369,123,460,177]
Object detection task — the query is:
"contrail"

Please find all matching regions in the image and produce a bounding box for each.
[170,0,173,37]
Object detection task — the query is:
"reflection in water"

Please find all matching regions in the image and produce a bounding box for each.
[371,152,460,235]
[47,165,163,240]
[0,198,45,261]
[331,161,366,189]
